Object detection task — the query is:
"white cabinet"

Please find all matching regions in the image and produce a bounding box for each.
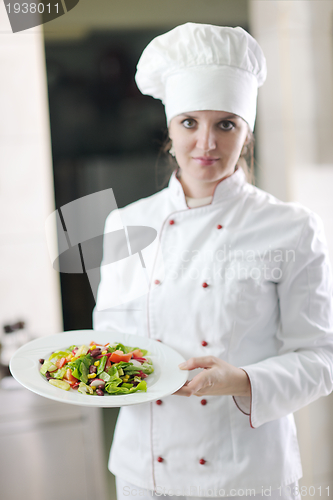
[0,381,108,500]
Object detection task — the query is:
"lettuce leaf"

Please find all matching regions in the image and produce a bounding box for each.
[105,380,147,395]
[97,355,107,375]
[68,354,92,384]
[51,367,67,379]
[77,382,93,395]
[140,361,154,375]
[104,378,123,393]
[113,361,140,376]
[80,361,88,384]
[107,343,148,356]
[106,364,118,377]
[40,360,57,376]
[99,371,111,382]
[48,350,71,362]
[113,343,128,353]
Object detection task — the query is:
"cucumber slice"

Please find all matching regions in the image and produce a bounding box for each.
[48,379,71,391]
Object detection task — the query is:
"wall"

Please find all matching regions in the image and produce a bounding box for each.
[43,0,249,40]
[249,0,333,495]
[0,3,62,338]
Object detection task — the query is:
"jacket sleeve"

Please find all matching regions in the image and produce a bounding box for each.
[233,212,333,428]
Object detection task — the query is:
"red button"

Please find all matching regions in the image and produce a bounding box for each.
[156,400,162,405]
[217,224,223,230]
[201,341,208,347]
[156,339,162,342]
[157,456,164,463]
[200,399,207,405]
[202,282,208,288]
[169,220,175,225]
[154,279,160,285]
[199,458,206,465]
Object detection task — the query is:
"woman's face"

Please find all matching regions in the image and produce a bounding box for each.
[168,110,250,196]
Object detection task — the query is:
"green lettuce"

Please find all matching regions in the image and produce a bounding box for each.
[97,355,107,375]
[51,367,67,379]
[99,371,111,382]
[140,360,154,375]
[48,350,71,362]
[68,354,92,384]
[40,360,57,375]
[105,380,147,395]
[77,382,93,395]
[107,343,148,356]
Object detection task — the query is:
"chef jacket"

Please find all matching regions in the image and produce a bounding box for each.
[93,166,333,496]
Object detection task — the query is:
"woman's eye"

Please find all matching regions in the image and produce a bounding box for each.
[182,119,196,128]
[219,120,234,130]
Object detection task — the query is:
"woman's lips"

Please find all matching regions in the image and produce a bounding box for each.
[193,157,220,166]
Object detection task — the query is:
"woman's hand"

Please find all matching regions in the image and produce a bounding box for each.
[173,356,251,397]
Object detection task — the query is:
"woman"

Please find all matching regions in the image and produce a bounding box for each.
[93,23,333,500]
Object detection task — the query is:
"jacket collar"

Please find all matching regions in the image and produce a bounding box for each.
[168,166,247,209]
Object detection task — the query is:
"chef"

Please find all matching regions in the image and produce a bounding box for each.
[93,23,333,500]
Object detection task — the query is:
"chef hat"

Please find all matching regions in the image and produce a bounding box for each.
[135,23,267,130]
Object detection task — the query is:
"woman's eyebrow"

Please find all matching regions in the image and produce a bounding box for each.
[178,113,239,120]
[220,114,239,120]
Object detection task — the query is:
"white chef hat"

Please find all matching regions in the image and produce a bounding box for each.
[135,23,267,130]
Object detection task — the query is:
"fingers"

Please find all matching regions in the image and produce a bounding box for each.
[172,380,192,397]
[178,356,217,371]
[174,359,244,397]
[186,371,210,395]
[173,382,202,397]
[173,386,192,396]
[172,375,205,396]
[174,372,210,397]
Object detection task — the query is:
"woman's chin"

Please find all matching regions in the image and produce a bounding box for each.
[186,168,231,185]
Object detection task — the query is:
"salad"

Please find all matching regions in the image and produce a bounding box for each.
[39,341,154,396]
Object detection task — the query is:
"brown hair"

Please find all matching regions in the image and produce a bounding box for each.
[239,127,255,184]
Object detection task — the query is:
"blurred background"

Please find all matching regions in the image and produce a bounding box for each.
[1,1,333,499]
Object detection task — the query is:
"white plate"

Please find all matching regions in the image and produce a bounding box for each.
[9,330,188,407]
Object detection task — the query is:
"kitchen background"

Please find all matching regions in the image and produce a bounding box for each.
[1,1,333,499]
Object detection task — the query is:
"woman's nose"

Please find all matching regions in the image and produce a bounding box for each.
[196,127,216,152]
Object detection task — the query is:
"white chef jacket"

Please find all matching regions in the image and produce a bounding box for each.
[93,166,333,496]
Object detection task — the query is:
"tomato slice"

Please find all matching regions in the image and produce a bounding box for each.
[65,368,79,383]
[110,350,132,363]
[130,349,144,359]
[105,357,112,371]
[55,357,67,369]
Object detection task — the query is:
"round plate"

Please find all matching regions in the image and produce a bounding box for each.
[9,330,188,407]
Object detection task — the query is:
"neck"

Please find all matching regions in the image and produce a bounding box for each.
[177,168,237,199]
